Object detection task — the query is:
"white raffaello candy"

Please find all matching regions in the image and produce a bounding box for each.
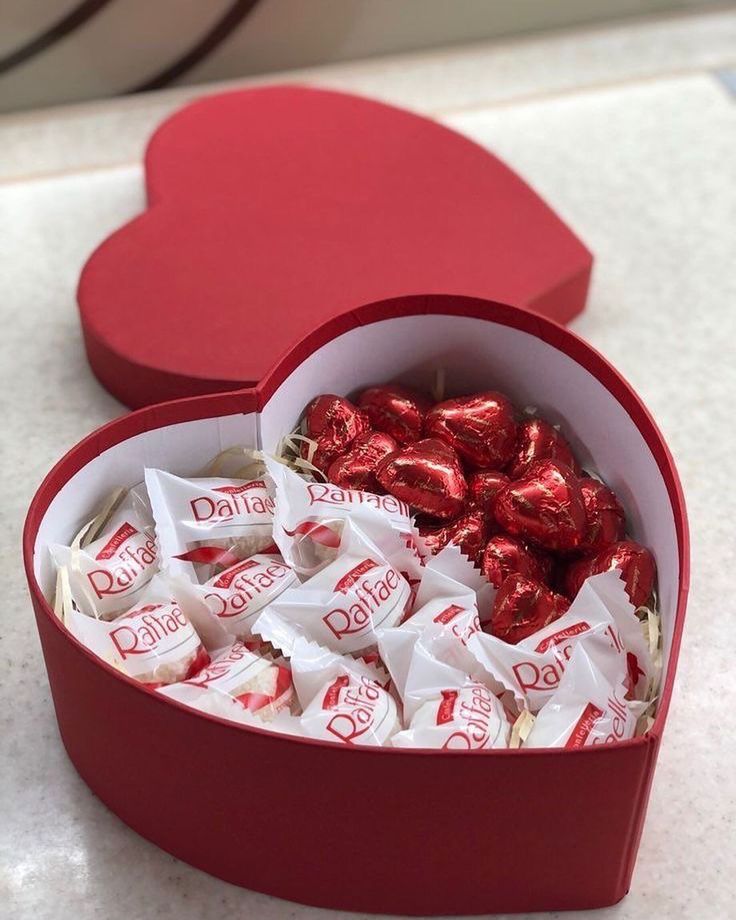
[174,552,297,646]
[63,574,209,687]
[289,637,399,747]
[523,642,645,749]
[254,517,413,657]
[466,571,653,713]
[265,456,422,577]
[145,468,276,582]
[49,484,158,620]
[159,640,294,722]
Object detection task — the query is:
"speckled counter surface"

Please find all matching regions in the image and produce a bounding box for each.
[1,10,735,920]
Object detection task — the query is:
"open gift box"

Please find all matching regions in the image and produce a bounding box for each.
[23,293,688,915]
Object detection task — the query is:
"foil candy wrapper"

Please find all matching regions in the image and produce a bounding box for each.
[425,391,517,469]
[357,384,430,446]
[375,437,468,520]
[506,417,580,480]
[300,394,371,473]
[327,431,397,492]
[494,459,586,552]
[417,507,490,565]
[523,642,644,748]
[467,571,654,713]
[488,573,570,645]
[49,484,158,621]
[145,469,276,583]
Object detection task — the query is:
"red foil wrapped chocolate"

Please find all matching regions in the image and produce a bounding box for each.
[327,431,397,492]
[375,437,467,520]
[488,573,570,644]
[425,391,517,469]
[563,539,656,607]
[494,460,586,552]
[301,394,370,472]
[506,417,580,480]
[467,469,509,519]
[419,508,489,564]
[357,385,429,446]
[481,535,551,589]
[579,477,626,553]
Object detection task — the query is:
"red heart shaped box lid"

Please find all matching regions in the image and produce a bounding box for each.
[78,85,592,408]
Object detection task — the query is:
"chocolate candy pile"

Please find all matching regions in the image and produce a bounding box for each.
[300,385,656,643]
[46,381,660,752]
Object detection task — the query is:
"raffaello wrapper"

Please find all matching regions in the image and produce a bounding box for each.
[523,642,646,748]
[49,484,158,620]
[145,468,276,583]
[289,637,399,747]
[174,552,298,646]
[389,639,509,750]
[265,456,422,577]
[377,544,490,695]
[466,571,653,713]
[159,640,294,722]
[253,517,414,657]
[62,574,209,687]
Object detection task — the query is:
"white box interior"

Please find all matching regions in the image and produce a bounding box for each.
[34,315,680,684]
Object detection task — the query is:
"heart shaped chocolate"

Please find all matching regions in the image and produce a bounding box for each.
[487,573,569,644]
[327,431,397,491]
[578,477,625,554]
[375,438,467,520]
[301,394,370,472]
[563,540,655,607]
[494,460,586,552]
[481,534,551,589]
[357,385,430,445]
[425,391,517,469]
[506,417,580,480]
[467,469,510,519]
[418,508,490,564]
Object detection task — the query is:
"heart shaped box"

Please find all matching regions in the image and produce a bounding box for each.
[23,295,688,915]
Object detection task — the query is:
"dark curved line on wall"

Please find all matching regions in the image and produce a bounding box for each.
[124,0,263,94]
[0,0,115,76]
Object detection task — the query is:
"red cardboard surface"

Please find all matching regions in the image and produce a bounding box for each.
[78,86,592,408]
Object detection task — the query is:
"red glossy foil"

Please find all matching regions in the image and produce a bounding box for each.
[419,508,490,564]
[357,385,430,446]
[488,573,570,644]
[467,469,509,519]
[425,391,517,469]
[301,394,370,472]
[375,437,467,520]
[327,431,397,491]
[481,534,552,589]
[494,460,586,552]
[506,417,580,480]
[563,540,656,607]
[579,477,626,554]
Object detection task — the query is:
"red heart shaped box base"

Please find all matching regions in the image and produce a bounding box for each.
[78,86,592,408]
[23,295,688,915]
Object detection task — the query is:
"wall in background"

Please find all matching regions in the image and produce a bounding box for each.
[0,0,728,112]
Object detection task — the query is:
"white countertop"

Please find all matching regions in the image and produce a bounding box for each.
[2,9,735,919]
